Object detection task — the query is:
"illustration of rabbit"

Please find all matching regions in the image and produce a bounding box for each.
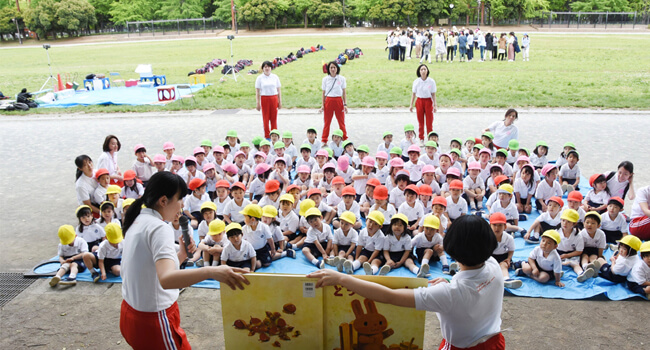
[351,298,394,350]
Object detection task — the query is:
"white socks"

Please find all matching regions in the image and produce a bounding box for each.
[410,266,419,274]
[281,251,287,258]
[372,265,379,274]
[440,255,448,266]
[312,258,319,266]
[352,260,361,270]
[422,258,429,265]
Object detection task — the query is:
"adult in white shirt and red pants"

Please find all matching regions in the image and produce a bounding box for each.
[255,61,282,139]
[484,109,519,149]
[409,64,437,142]
[119,172,248,350]
[630,185,650,240]
[319,62,348,144]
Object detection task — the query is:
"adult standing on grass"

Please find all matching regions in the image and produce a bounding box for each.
[319,61,348,144]
[409,64,437,143]
[255,61,282,139]
[483,109,519,149]
[97,135,123,186]
[630,185,650,240]
[119,171,248,350]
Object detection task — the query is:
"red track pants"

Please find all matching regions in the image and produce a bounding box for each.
[416,97,434,140]
[120,300,191,350]
[438,333,505,350]
[261,95,278,139]
[630,216,650,240]
[322,96,347,143]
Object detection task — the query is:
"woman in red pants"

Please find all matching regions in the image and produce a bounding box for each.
[409,64,438,143]
[630,185,650,240]
[255,61,282,139]
[319,61,348,144]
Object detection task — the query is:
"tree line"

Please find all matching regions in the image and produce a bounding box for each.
[2,0,648,40]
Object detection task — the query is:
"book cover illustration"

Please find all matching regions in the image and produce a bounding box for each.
[221,273,323,349]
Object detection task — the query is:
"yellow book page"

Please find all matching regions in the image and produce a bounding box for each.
[323,275,427,350]
[221,273,323,350]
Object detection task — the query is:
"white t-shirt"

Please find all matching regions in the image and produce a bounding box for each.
[76,173,98,205]
[269,224,284,243]
[493,233,515,255]
[412,77,437,99]
[413,257,503,349]
[357,229,385,251]
[58,236,89,258]
[630,186,650,219]
[221,240,256,262]
[97,240,123,260]
[279,211,300,233]
[559,163,581,180]
[258,195,280,209]
[183,193,209,213]
[579,229,606,249]
[584,189,610,206]
[529,153,547,168]
[255,73,281,96]
[201,233,226,247]
[336,201,361,222]
[305,224,334,244]
[535,180,562,202]
[197,219,210,238]
[93,186,108,205]
[122,208,179,312]
[398,201,425,222]
[223,198,251,223]
[513,177,536,199]
[606,171,631,200]
[445,196,468,220]
[557,229,584,254]
[243,222,272,250]
[122,183,144,199]
[411,232,442,249]
[77,223,105,243]
[133,159,155,182]
[389,187,406,208]
[489,200,518,222]
[628,258,650,284]
[322,75,346,97]
[326,192,342,208]
[337,167,355,184]
[371,204,397,226]
[463,175,485,191]
[600,212,628,233]
[537,211,562,227]
[487,121,519,149]
[404,160,425,182]
[611,254,638,276]
[97,152,118,176]
[383,233,412,252]
[332,228,359,246]
[214,196,231,216]
[528,246,562,274]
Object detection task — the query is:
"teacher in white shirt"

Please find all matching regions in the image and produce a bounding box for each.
[409,64,437,143]
[484,109,519,149]
[319,61,348,144]
[255,61,282,139]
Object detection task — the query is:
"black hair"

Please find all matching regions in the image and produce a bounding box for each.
[261,61,273,69]
[584,213,601,225]
[533,145,548,157]
[592,174,610,195]
[223,144,231,150]
[521,166,535,191]
[102,135,121,152]
[446,173,459,180]
[395,174,409,183]
[185,159,197,167]
[404,188,418,196]
[641,252,650,259]
[226,228,243,238]
[617,161,634,174]
[99,202,116,223]
[326,61,340,75]
[416,64,429,78]
[324,167,336,174]
[607,198,624,209]
[386,217,408,237]
[258,168,272,181]
[443,215,497,266]
[619,243,636,257]
[123,172,187,234]
[566,150,579,160]
[74,155,92,181]
[505,108,518,120]
[76,207,93,233]
[135,147,146,154]
[124,178,141,196]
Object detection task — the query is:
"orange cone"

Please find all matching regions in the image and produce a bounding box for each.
[57,74,64,91]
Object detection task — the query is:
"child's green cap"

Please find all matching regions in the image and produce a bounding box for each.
[383,131,393,138]
[226,130,238,138]
[332,129,343,138]
[496,149,508,157]
[563,142,576,149]
[274,141,285,149]
[451,137,462,145]
[200,139,212,147]
[482,131,494,140]
[428,131,438,137]
[282,131,293,139]
[425,141,438,148]
[300,143,312,151]
[404,124,415,132]
[270,129,280,136]
[342,140,353,148]
[450,149,462,156]
[251,136,263,146]
[240,142,250,148]
[473,144,484,150]
[307,127,318,134]
[325,148,333,157]
[390,147,402,155]
[536,141,548,148]
[520,147,530,155]
[508,139,519,150]
[465,137,475,143]
[259,140,271,147]
[357,145,370,153]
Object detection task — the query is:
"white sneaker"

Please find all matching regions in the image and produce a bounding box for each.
[319,260,325,269]
[379,265,391,276]
[324,257,337,266]
[609,243,618,251]
[416,263,430,278]
[343,260,353,274]
[49,276,60,287]
[449,262,459,274]
[585,260,602,275]
[577,268,595,283]
[336,257,344,272]
[470,201,477,211]
[504,278,523,289]
[567,185,575,193]
[363,262,373,275]
[561,184,569,193]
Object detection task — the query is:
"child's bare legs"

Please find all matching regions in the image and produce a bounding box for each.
[323,211,335,224]
[189,247,202,263]
[302,247,321,267]
[522,261,551,283]
[210,252,222,265]
[353,222,362,230]
[290,236,306,249]
[563,260,583,275]
[499,261,510,279]
[332,219,341,229]
[190,219,198,229]
[110,265,121,277]
[405,258,420,275]
[82,252,97,272]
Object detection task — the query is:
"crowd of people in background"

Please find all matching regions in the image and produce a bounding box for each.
[386,26,530,63]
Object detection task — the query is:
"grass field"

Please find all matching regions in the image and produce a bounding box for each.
[1,33,649,112]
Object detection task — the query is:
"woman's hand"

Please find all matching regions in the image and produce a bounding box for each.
[306,269,344,288]
[433,105,438,113]
[343,106,348,113]
[210,266,250,290]
[428,277,449,286]
[256,102,261,111]
[318,106,324,113]
[409,106,414,113]
[278,101,282,110]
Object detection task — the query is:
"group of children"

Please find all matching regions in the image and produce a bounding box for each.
[56,124,649,299]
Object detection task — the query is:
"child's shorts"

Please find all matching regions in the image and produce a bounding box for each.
[539,221,561,233]
[255,244,272,265]
[359,248,385,263]
[216,214,224,220]
[626,281,647,296]
[415,247,439,264]
[598,263,627,283]
[103,258,122,271]
[303,240,328,258]
[190,211,203,223]
[387,251,405,263]
[492,252,509,264]
[602,229,623,244]
[533,260,555,279]
[286,231,304,241]
[564,178,579,190]
[87,239,102,252]
[336,245,351,255]
[518,197,528,206]
[557,250,580,264]
[252,194,263,202]
[582,246,601,257]
[506,219,516,225]
[226,260,252,269]
[61,256,86,273]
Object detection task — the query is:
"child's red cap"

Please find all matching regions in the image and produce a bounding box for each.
[373,185,388,200]
[95,168,109,179]
[307,188,321,198]
[265,180,280,193]
[608,196,624,208]
[547,196,564,207]
[494,175,509,186]
[419,184,433,196]
[567,191,583,202]
[123,170,136,181]
[230,182,246,191]
[449,179,464,190]
[405,184,420,195]
[342,186,356,196]
[490,212,507,224]
[432,196,447,207]
[215,180,230,189]
[286,184,300,193]
[188,178,206,191]
[367,178,381,187]
[332,176,345,185]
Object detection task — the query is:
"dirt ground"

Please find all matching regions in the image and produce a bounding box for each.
[1,108,649,349]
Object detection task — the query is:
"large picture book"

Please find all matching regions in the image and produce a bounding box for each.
[221,273,427,350]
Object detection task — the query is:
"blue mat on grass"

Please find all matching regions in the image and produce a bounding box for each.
[40,84,209,108]
[37,177,646,300]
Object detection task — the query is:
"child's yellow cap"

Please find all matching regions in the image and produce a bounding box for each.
[208,220,226,236]
[541,230,561,244]
[423,215,440,230]
[58,225,76,245]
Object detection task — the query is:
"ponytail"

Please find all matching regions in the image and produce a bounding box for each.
[122,172,187,235]
[74,155,92,181]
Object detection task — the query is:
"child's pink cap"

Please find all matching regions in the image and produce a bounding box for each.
[516,155,530,163]
[323,163,335,171]
[389,157,404,168]
[297,165,310,174]
[172,155,184,163]
[337,155,349,170]
[315,150,328,157]
[439,153,452,160]
[153,154,166,163]
[223,163,238,174]
[541,164,556,177]
[255,163,271,175]
[203,163,216,173]
[213,145,225,154]
[479,148,491,155]
[422,164,435,174]
[163,142,175,151]
[468,161,481,170]
[133,144,145,153]
[375,151,388,160]
[407,145,421,154]
[233,151,246,159]
[361,156,375,168]
[447,167,461,177]
[193,147,205,155]
[185,156,197,164]
[396,170,410,178]
[255,151,267,160]
[490,163,504,172]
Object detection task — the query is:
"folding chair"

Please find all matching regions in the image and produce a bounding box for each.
[176,84,195,104]
[109,72,125,87]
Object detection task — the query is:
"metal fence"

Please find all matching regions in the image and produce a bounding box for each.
[538,11,648,29]
[125,18,229,37]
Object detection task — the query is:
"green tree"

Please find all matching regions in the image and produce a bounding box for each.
[155,0,204,20]
[570,0,632,11]
[307,0,343,28]
[109,0,161,25]
[56,0,97,36]
[24,0,60,39]
[238,0,283,29]
[212,0,236,24]
[0,6,21,42]
[89,0,115,30]
[291,0,312,28]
